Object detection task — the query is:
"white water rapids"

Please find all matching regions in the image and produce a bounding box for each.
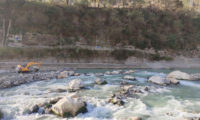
[0,69,200,120]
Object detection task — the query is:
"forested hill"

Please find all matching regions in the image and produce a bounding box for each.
[0,0,200,52]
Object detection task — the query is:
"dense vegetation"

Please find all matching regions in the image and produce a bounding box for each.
[0,0,200,51]
[0,47,173,61]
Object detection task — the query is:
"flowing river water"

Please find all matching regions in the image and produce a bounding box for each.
[0,69,200,120]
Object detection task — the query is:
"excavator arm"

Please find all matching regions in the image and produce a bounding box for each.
[16,62,42,73]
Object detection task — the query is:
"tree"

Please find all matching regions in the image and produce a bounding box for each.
[1,0,25,46]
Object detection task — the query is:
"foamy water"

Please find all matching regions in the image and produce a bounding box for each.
[0,69,200,120]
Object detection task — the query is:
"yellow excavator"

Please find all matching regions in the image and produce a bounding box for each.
[15,62,42,73]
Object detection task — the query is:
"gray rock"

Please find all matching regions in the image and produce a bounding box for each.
[95,73,104,76]
[108,94,124,106]
[95,78,107,85]
[166,77,179,85]
[128,116,142,120]
[148,76,170,85]
[56,89,67,93]
[0,109,3,119]
[50,97,62,104]
[123,75,136,81]
[67,79,84,92]
[30,105,39,113]
[0,72,58,89]
[111,70,123,75]
[105,71,111,75]
[124,70,135,74]
[166,70,190,80]
[190,73,200,80]
[74,73,81,76]
[52,95,87,117]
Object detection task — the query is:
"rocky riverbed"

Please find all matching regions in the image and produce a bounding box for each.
[0,68,200,120]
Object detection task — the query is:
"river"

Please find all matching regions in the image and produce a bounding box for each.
[0,69,200,120]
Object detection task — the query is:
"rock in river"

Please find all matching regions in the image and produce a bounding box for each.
[166,77,179,85]
[124,70,135,74]
[52,95,87,117]
[0,109,3,119]
[128,116,142,120]
[166,70,190,80]
[108,94,125,106]
[57,70,75,79]
[190,73,200,80]
[95,78,107,85]
[123,75,136,81]
[67,79,84,92]
[148,76,170,85]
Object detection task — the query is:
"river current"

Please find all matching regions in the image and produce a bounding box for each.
[0,69,200,120]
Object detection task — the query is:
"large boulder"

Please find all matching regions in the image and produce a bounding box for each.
[166,77,179,85]
[148,76,170,85]
[123,75,136,81]
[95,78,107,85]
[52,95,87,117]
[67,79,84,92]
[166,71,190,80]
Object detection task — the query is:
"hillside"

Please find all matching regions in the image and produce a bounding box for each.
[0,0,199,63]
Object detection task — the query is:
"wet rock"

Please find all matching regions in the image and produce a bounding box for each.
[105,71,111,75]
[74,73,81,76]
[122,85,134,92]
[0,109,3,119]
[128,116,142,120]
[120,81,129,85]
[38,102,50,108]
[144,87,149,91]
[33,72,58,80]
[57,71,69,79]
[57,70,75,79]
[0,71,59,89]
[56,89,67,93]
[166,77,180,85]
[111,70,123,75]
[50,97,62,104]
[148,76,170,85]
[166,70,190,80]
[95,73,104,76]
[190,73,200,80]
[184,117,200,120]
[44,108,52,114]
[38,107,45,114]
[123,75,136,81]
[108,94,124,106]
[52,95,87,117]
[30,105,39,113]
[67,79,84,92]
[105,70,123,75]
[95,78,107,85]
[124,70,135,74]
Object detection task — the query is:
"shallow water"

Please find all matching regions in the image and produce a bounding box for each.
[0,69,200,120]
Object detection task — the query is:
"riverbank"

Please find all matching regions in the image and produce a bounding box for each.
[0,56,199,71]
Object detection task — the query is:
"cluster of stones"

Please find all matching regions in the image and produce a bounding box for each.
[29,93,87,117]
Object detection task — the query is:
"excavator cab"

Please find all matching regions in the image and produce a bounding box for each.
[16,62,41,73]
